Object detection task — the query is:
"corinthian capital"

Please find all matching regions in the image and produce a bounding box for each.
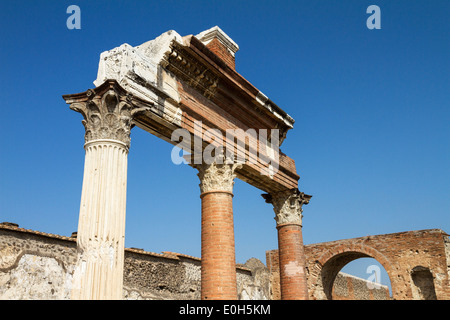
[194,156,242,194]
[63,80,154,147]
[262,189,312,226]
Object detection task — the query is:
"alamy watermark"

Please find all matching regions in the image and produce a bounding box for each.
[366,264,382,289]
[170,120,280,176]
[65,5,381,31]
[66,5,81,30]
[367,5,381,30]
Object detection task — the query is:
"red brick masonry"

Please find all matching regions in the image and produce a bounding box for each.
[200,191,237,300]
[277,224,309,300]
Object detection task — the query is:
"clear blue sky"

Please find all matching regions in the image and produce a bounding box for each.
[1,1,449,290]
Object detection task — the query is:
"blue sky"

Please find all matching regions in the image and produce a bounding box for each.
[1,1,449,290]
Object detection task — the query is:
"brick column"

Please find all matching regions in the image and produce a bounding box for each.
[195,159,241,300]
[263,189,311,300]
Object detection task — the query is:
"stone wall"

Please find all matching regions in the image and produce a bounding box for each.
[0,223,270,300]
[332,272,391,300]
[3,223,447,300]
[0,224,77,299]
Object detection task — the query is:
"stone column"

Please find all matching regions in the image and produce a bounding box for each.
[263,189,311,300]
[63,80,151,300]
[194,158,242,300]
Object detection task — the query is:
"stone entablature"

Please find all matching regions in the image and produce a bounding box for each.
[88,27,300,194]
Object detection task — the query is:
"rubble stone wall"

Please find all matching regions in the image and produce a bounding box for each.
[0,224,269,300]
[3,224,447,300]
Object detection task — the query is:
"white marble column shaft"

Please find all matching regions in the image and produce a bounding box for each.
[64,81,152,300]
[71,139,128,300]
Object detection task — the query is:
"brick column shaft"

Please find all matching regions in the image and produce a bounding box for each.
[201,191,237,300]
[277,223,309,300]
[194,159,241,300]
[263,189,311,300]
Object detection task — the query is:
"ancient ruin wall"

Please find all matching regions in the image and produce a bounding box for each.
[267,229,450,300]
[266,246,390,300]
[0,224,269,300]
[332,272,390,300]
[445,236,450,282]
[3,224,447,300]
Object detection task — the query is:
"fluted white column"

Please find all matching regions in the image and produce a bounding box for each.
[63,80,152,300]
[71,139,128,300]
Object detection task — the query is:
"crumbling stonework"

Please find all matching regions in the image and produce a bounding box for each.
[332,272,390,300]
[0,223,269,300]
[237,258,271,300]
[0,224,77,300]
[2,223,448,300]
[267,228,450,300]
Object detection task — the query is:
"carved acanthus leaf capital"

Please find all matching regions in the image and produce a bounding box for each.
[63,80,154,147]
[195,157,242,194]
[263,189,312,226]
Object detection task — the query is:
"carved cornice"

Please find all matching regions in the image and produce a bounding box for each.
[262,189,312,226]
[195,157,242,194]
[63,80,154,148]
[163,41,220,99]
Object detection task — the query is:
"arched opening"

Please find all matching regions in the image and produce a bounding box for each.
[321,252,392,300]
[337,257,392,300]
[410,266,437,300]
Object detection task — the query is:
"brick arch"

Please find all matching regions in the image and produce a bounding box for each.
[314,243,395,300]
[270,229,449,300]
